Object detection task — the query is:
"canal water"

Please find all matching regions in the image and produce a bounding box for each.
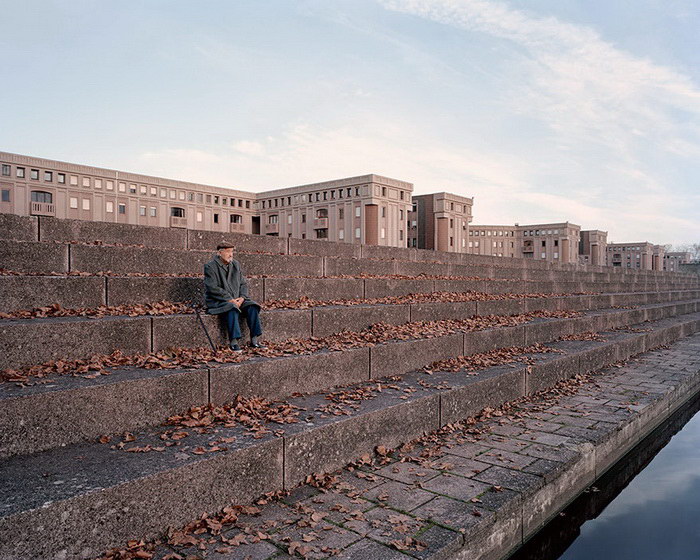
[508,393,700,560]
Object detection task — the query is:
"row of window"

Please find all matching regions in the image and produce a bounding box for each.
[260,187,364,209]
[1,164,252,208]
[523,229,561,236]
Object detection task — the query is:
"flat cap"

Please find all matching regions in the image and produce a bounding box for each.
[216,243,235,250]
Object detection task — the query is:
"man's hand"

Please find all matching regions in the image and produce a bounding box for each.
[229,297,245,308]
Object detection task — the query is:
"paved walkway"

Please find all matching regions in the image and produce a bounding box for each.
[101,333,700,560]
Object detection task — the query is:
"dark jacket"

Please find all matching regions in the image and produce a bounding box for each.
[203,256,259,315]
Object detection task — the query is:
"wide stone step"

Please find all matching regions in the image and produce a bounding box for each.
[2,289,698,370]
[2,299,699,460]
[1,312,699,560]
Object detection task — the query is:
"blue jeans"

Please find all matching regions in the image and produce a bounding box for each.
[224,305,262,341]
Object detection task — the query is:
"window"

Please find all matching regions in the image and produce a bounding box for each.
[382,187,386,197]
[106,180,114,190]
[44,171,53,182]
[400,191,404,200]
[83,177,91,187]
[381,228,386,239]
[29,169,40,180]
[69,197,78,209]
[317,229,328,239]
[30,191,52,203]
[106,201,114,213]
[118,203,126,214]
[339,229,344,240]
[339,208,344,219]
[347,188,351,197]
[139,205,146,216]
[316,208,328,218]
[119,182,126,193]
[449,219,454,228]
[214,196,219,204]
[355,187,359,196]
[197,194,203,203]
[1,164,9,176]
[469,241,473,248]
[16,167,25,178]
[541,252,546,259]
[150,207,157,217]
[474,241,479,247]
[230,214,242,224]
[381,207,386,218]
[130,184,137,194]
[95,179,102,189]
[554,240,559,247]
[400,231,404,241]
[450,236,454,246]
[493,241,497,248]
[206,195,211,204]
[213,213,219,224]
[355,227,361,238]
[269,215,278,224]
[301,214,306,223]
[1,189,10,202]
[196,211,203,222]
[58,173,66,184]
[81,198,89,210]
[355,206,361,217]
[541,240,546,247]
[151,187,158,196]
[288,215,292,224]
[553,252,559,259]
[246,201,250,209]
[179,191,185,200]
[140,185,147,195]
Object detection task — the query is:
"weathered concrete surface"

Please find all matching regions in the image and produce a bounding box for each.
[188,229,286,254]
[0,213,37,241]
[105,275,207,305]
[39,217,188,248]
[312,304,411,338]
[289,237,360,258]
[370,334,464,379]
[263,277,363,302]
[0,275,105,312]
[0,240,68,273]
[325,257,397,277]
[364,278,434,299]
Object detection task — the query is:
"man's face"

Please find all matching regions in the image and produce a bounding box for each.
[219,248,234,263]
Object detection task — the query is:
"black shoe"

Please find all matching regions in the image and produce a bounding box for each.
[250,336,266,349]
[229,341,242,352]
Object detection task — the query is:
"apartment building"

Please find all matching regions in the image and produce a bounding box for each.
[0,152,256,233]
[664,251,692,272]
[256,175,413,246]
[465,225,518,258]
[579,230,608,266]
[606,242,665,270]
[407,192,473,252]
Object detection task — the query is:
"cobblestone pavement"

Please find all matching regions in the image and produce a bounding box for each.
[106,334,700,560]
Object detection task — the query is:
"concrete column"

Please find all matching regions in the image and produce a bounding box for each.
[561,239,570,263]
[364,204,378,245]
[436,217,449,252]
[591,244,599,265]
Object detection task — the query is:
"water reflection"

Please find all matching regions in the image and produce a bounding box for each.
[508,393,700,560]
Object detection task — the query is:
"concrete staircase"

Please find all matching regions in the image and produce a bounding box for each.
[1,214,699,559]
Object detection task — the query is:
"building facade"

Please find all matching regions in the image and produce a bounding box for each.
[606,242,665,270]
[256,175,413,246]
[407,192,473,252]
[664,251,692,272]
[465,225,519,258]
[579,230,608,266]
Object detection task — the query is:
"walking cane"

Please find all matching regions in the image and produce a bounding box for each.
[190,292,218,352]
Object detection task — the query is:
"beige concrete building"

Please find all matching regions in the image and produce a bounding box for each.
[407,192,473,252]
[256,175,413,246]
[606,242,665,270]
[466,225,519,258]
[664,251,692,272]
[579,230,608,266]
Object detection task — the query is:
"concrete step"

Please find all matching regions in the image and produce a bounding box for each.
[1,312,699,559]
[2,239,697,289]
[2,299,699,459]
[0,265,697,312]
[2,289,698,370]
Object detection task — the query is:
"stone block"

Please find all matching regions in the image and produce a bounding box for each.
[0,240,68,273]
[450,263,494,279]
[70,244,208,274]
[0,437,283,560]
[263,277,363,302]
[578,342,619,374]
[476,299,527,317]
[440,367,527,425]
[364,278,434,298]
[238,253,323,277]
[0,367,208,458]
[39,217,187,249]
[289,237,360,258]
[555,295,591,312]
[0,275,105,312]
[283,393,440,488]
[188,229,286,254]
[360,244,415,262]
[433,279,497,294]
[523,318,573,345]
[409,301,477,322]
[106,276,213,305]
[527,354,580,394]
[0,213,37,241]
[210,347,370,402]
[394,260,451,277]
[324,257,397,277]
[370,334,464,378]
[524,296,563,314]
[312,304,410,338]
[152,308,311,351]
[463,326,526,355]
[0,316,151,369]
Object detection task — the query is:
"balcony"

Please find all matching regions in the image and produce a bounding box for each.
[264,223,279,235]
[313,217,329,229]
[230,222,245,233]
[30,201,55,217]
[170,216,187,228]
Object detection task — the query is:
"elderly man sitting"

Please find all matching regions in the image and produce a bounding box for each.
[204,243,265,352]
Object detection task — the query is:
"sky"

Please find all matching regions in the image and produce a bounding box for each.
[2,0,699,246]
